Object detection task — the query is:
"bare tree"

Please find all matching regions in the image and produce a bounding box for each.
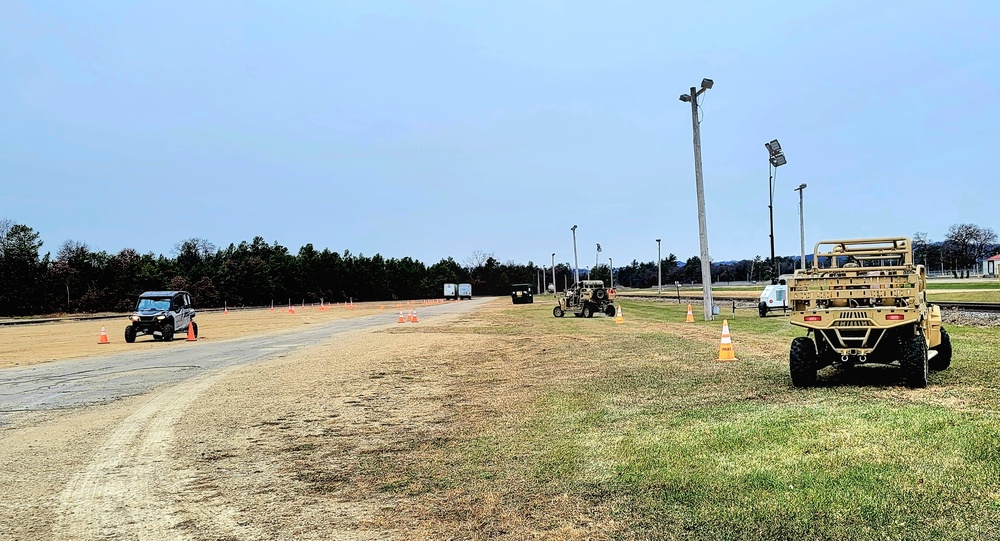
[464,250,493,274]
[943,224,997,272]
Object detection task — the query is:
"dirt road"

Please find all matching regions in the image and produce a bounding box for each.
[0,299,490,540]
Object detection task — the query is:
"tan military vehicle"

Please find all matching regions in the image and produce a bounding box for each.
[553,279,617,318]
[787,237,952,388]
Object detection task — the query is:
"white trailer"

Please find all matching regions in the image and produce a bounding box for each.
[458,283,472,300]
[758,275,791,317]
[443,283,458,300]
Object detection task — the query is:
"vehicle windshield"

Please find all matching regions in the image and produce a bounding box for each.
[137,298,170,311]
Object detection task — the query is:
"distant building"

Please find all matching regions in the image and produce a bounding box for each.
[983,254,1000,276]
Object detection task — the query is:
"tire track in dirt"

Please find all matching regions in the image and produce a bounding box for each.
[53,366,252,540]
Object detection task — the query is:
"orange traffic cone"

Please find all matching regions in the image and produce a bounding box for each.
[411,309,419,323]
[398,311,405,324]
[717,319,737,361]
[615,305,624,325]
[98,326,109,344]
[186,322,197,342]
[288,306,295,314]
[379,305,384,310]
[685,304,695,323]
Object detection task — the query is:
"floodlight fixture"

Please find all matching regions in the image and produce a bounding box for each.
[701,78,713,89]
[770,153,787,167]
[796,183,807,191]
[766,139,781,155]
[679,94,691,102]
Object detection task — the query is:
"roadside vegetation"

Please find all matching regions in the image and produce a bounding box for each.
[306,299,1000,539]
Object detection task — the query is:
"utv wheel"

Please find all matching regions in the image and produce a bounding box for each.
[901,329,929,388]
[929,327,951,371]
[161,323,175,342]
[582,305,593,318]
[124,326,136,343]
[553,306,564,318]
[758,302,768,318]
[594,289,607,301]
[789,337,818,387]
[604,304,616,317]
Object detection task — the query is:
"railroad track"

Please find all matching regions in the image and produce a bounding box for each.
[933,301,1000,312]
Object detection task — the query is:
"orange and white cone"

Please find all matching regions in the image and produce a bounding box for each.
[98,326,110,344]
[685,304,695,323]
[411,309,419,323]
[615,305,624,325]
[717,319,737,361]
[398,310,405,324]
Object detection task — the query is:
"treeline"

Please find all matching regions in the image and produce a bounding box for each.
[1,218,994,316]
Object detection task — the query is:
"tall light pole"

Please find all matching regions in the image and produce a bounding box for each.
[680,78,715,321]
[765,139,787,280]
[571,226,580,285]
[537,267,542,294]
[656,238,662,294]
[609,257,613,288]
[795,183,808,270]
[551,253,556,293]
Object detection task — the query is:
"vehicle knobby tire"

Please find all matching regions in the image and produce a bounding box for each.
[789,337,818,388]
[582,305,593,318]
[758,302,768,318]
[124,326,136,343]
[161,322,175,342]
[901,327,929,388]
[553,306,564,318]
[604,304,616,317]
[929,327,951,371]
[594,289,607,300]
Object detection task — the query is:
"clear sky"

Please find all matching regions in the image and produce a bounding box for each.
[2,1,998,269]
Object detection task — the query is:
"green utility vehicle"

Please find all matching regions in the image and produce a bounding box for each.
[511,283,534,304]
[787,238,951,388]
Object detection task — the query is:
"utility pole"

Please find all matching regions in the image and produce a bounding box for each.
[551,253,556,293]
[680,79,715,321]
[795,183,807,270]
[609,257,613,288]
[571,226,580,285]
[656,238,662,294]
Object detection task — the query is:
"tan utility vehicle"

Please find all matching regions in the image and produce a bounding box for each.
[787,237,952,388]
[553,279,617,318]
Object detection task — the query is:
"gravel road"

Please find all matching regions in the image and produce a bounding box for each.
[0,299,488,428]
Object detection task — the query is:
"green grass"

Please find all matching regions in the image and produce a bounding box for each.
[926,281,1000,290]
[362,299,1000,538]
[928,291,1000,303]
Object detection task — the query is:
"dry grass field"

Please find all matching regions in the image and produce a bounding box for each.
[3,297,999,539]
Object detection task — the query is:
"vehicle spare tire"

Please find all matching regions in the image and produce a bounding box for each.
[594,288,607,300]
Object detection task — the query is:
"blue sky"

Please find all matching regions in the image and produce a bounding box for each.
[2,1,998,269]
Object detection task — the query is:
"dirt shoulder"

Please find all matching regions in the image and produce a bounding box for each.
[0,301,429,369]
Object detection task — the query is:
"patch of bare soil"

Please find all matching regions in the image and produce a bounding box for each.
[167,301,615,540]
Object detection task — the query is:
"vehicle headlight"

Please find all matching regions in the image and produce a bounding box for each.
[130,315,139,322]
[156,315,166,320]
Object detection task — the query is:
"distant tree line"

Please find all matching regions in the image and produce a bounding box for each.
[0,218,994,316]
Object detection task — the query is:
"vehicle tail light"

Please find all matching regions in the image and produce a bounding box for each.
[886,314,904,320]
[804,315,822,322]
